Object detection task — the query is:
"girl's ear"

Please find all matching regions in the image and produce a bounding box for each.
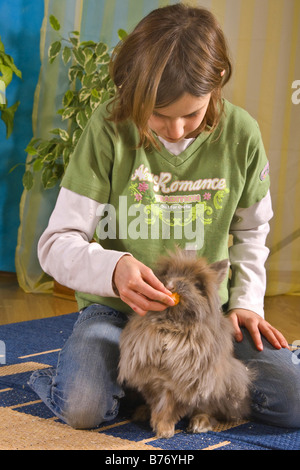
[209,259,229,284]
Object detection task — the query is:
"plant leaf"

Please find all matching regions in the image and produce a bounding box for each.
[80,40,96,48]
[33,158,44,172]
[0,100,20,138]
[41,166,53,188]
[49,15,60,31]
[69,36,79,47]
[85,105,93,120]
[0,64,13,86]
[82,73,93,88]
[73,48,85,66]
[36,140,54,155]
[59,128,69,141]
[95,42,108,57]
[22,170,33,190]
[48,41,61,61]
[79,87,91,102]
[25,144,38,156]
[61,106,77,120]
[2,53,22,79]
[49,128,60,135]
[62,46,71,64]
[43,153,55,162]
[45,175,58,189]
[76,110,88,130]
[63,90,74,107]
[118,29,128,40]
[63,147,71,166]
[9,162,25,174]
[85,57,97,75]
[0,36,5,53]
[68,65,82,83]
[72,128,82,145]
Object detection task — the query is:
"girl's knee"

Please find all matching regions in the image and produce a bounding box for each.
[252,355,300,429]
[275,365,300,428]
[64,392,121,430]
[64,404,103,429]
[64,399,119,429]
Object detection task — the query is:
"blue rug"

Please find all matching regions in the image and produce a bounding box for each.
[0,313,299,450]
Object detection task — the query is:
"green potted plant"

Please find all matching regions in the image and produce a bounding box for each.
[23,15,125,190]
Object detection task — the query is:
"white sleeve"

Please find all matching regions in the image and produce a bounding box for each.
[38,187,131,297]
[228,190,273,318]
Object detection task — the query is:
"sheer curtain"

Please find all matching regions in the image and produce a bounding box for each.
[15,0,300,296]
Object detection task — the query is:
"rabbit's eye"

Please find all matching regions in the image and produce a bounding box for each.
[195,281,204,292]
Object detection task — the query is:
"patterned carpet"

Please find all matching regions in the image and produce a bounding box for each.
[0,313,299,451]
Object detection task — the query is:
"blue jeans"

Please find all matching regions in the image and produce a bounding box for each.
[29,304,300,429]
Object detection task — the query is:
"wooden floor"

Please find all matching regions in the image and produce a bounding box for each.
[0,272,77,325]
[0,272,300,345]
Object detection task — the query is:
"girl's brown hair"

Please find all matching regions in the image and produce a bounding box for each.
[108,4,232,148]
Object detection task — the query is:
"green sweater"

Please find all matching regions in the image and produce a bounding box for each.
[61,99,270,313]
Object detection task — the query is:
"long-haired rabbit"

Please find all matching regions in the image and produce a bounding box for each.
[118,250,253,438]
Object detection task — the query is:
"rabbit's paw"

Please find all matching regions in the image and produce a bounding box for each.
[187,413,213,433]
[154,421,175,439]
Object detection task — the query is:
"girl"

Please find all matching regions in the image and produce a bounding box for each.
[29,4,300,430]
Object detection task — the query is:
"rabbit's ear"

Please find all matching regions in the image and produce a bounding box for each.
[209,259,229,284]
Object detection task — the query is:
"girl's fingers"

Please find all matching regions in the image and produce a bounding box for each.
[228,313,243,342]
[121,288,173,316]
[113,255,175,315]
[259,323,290,350]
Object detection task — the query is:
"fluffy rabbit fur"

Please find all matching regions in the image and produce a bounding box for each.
[118,250,253,438]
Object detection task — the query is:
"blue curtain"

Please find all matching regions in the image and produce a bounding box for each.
[0,0,44,271]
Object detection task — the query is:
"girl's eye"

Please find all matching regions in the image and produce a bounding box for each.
[187,112,199,118]
[152,111,199,118]
[152,111,162,117]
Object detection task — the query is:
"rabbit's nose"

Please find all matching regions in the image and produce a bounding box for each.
[166,280,175,291]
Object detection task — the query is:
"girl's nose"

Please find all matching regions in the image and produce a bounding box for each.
[166,119,185,140]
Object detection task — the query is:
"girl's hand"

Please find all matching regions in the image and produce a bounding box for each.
[228,308,290,351]
[113,255,175,316]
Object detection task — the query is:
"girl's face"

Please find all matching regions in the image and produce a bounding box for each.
[148,92,211,143]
